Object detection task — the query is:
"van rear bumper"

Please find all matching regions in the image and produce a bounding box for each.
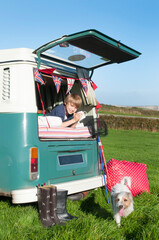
[11,175,105,204]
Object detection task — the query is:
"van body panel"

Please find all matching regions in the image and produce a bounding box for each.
[0,113,99,195]
[0,113,38,192]
[0,62,37,113]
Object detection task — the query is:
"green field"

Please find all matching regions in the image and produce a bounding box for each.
[99,104,159,118]
[0,129,159,240]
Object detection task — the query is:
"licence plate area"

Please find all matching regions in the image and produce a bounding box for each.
[58,154,84,166]
[48,142,95,180]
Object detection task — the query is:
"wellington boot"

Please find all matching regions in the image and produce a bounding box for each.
[37,186,53,227]
[49,186,64,225]
[57,189,78,222]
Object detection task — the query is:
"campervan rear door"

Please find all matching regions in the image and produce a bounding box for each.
[46,140,98,183]
[33,29,141,70]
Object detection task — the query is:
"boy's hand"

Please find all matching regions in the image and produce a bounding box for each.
[73,112,83,122]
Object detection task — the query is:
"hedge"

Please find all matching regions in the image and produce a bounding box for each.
[100,115,159,132]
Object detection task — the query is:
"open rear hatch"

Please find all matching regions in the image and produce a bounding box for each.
[35,29,141,140]
[34,29,141,70]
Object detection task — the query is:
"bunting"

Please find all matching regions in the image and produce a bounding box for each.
[66,78,75,94]
[34,68,45,85]
[79,78,88,94]
[90,80,98,90]
[39,68,56,75]
[34,67,98,95]
[52,75,62,93]
[96,102,101,109]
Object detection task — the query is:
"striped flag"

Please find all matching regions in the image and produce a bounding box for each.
[52,75,62,93]
[79,78,88,94]
[66,78,75,94]
[34,68,45,85]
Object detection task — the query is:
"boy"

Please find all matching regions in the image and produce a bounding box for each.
[47,94,83,127]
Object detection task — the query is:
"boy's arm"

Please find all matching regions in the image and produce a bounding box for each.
[61,112,83,127]
[61,118,77,127]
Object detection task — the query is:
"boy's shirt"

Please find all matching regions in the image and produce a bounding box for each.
[47,104,73,122]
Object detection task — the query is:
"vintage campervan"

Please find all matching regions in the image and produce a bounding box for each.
[0,30,141,203]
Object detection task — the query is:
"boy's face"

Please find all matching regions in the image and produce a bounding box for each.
[65,102,77,115]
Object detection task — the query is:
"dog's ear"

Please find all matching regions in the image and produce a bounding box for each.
[114,193,119,200]
[127,192,133,202]
[111,193,118,204]
[111,193,118,200]
[121,177,131,187]
[111,195,117,211]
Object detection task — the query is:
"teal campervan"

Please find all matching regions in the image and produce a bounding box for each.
[0,30,141,203]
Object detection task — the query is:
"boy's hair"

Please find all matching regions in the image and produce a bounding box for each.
[64,94,82,108]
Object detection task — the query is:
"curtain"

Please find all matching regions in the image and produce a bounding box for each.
[76,67,98,106]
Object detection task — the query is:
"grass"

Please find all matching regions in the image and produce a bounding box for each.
[98,104,159,118]
[0,129,159,240]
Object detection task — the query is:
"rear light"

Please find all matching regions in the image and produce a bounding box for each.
[30,147,39,180]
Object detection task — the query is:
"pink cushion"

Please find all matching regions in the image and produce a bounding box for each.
[106,158,150,196]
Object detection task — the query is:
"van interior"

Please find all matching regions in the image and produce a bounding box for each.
[35,70,107,140]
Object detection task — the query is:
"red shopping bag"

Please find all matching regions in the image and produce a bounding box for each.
[106,159,150,196]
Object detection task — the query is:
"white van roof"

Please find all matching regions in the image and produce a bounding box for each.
[0,48,36,63]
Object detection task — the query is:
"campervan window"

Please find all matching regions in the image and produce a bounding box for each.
[35,73,98,140]
[35,73,67,113]
[35,73,86,113]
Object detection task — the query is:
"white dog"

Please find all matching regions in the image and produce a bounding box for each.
[111,177,134,227]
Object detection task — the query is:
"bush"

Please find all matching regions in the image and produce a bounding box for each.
[100,115,159,132]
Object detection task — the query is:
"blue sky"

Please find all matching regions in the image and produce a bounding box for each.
[0,0,159,106]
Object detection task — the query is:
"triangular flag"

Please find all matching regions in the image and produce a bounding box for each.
[34,69,45,85]
[52,75,62,93]
[90,80,98,90]
[39,68,56,75]
[96,102,101,109]
[66,78,75,94]
[79,78,88,94]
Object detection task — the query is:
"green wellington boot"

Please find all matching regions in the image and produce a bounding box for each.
[57,189,78,222]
